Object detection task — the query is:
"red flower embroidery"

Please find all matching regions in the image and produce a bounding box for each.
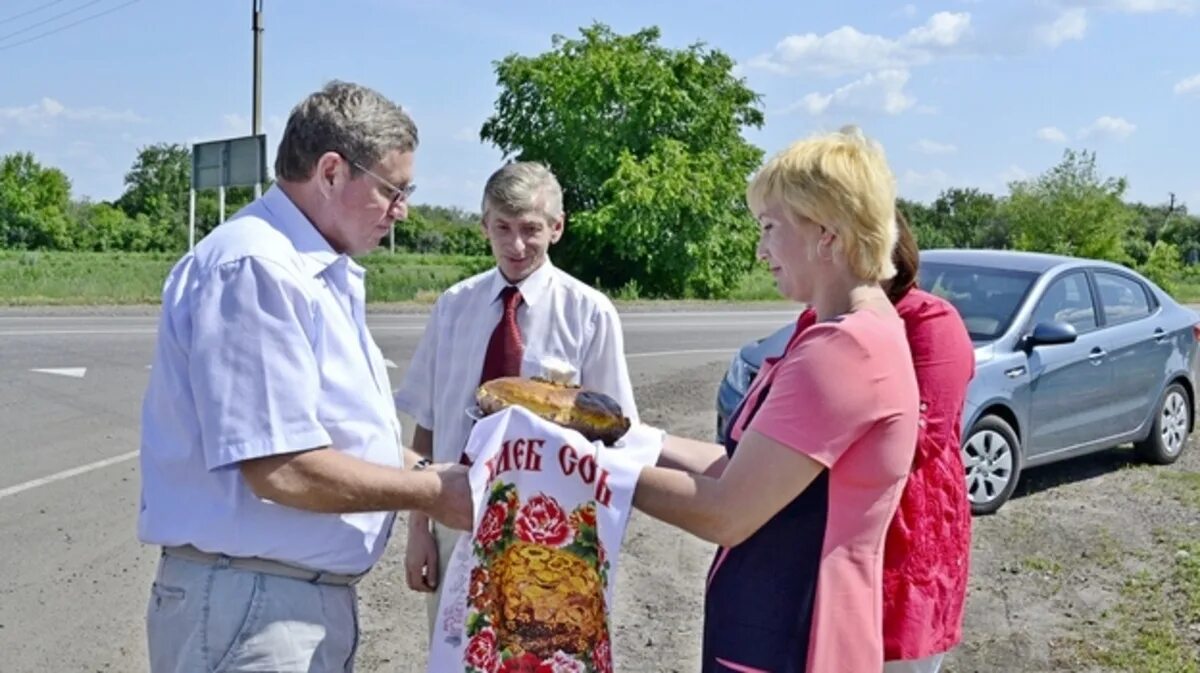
[498,652,552,673]
[545,651,586,673]
[475,502,508,550]
[515,494,570,547]
[469,567,489,603]
[465,627,498,673]
[592,635,612,673]
[569,504,597,532]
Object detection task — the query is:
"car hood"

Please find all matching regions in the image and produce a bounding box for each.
[740,323,795,368]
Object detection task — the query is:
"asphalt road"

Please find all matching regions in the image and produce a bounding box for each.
[0,306,797,673]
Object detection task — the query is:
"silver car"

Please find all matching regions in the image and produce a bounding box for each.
[716,249,1199,514]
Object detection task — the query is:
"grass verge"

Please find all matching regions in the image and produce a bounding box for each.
[0,250,492,305]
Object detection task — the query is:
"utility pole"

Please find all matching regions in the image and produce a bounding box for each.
[252,0,264,197]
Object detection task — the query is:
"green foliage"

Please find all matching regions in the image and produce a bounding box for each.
[480,22,764,297]
[1005,149,1133,263]
[0,152,75,250]
[0,250,489,305]
[394,205,488,256]
[931,188,1008,248]
[1139,240,1183,293]
[570,139,758,297]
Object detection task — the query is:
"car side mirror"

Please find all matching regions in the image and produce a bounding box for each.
[1021,321,1077,351]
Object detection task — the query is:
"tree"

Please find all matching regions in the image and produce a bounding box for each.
[571,139,758,297]
[72,201,158,252]
[115,143,258,250]
[1005,149,1132,263]
[898,197,949,249]
[480,23,765,297]
[0,152,75,249]
[931,188,1009,249]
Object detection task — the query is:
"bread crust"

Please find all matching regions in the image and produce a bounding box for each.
[475,377,631,445]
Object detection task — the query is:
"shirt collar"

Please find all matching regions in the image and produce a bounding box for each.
[259,184,342,277]
[487,258,556,307]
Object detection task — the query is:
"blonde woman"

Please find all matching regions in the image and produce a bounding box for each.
[634,127,920,672]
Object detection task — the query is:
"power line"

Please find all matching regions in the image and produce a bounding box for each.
[0,0,106,42]
[0,0,139,52]
[0,0,70,26]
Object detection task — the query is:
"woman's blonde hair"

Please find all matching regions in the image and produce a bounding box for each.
[746,125,898,282]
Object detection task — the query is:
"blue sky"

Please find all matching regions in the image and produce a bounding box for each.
[1,0,1197,213]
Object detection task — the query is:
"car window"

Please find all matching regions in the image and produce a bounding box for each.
[919,262,1038,342]
[1094,272,1152,324]
[1031,272,1096,333]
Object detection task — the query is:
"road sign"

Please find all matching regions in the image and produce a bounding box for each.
[191,134,267,190]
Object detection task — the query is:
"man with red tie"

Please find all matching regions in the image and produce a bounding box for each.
[393,161,639,630]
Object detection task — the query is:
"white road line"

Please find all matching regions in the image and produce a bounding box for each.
[0,450,139,500]
[628,348,734,359]
[0,322,781,338]
[1,348,734,498]
[620,311,795,319]
[0,328,159,336]
[30,367,87,378]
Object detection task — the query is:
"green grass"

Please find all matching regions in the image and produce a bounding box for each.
[1086,560,1200,673]
[726,265,782,301]
[1157,471,1200,510]
[0,250,492,305]
[4,250,1198,306]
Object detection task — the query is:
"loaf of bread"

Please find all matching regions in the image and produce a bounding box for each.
[475,377,631,445]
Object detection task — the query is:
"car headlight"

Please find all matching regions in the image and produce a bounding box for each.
[725,354,753,395]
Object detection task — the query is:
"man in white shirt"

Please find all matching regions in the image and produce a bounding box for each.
[394,161,639,629]
[138,81,469,673]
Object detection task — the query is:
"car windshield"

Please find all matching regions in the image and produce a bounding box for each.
[918,262,1039,342]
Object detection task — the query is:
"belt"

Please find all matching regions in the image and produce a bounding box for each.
[161,544,367,587]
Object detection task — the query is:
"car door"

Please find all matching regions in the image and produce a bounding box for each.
[1091,270,1160,435]
[1024,271,1114,457]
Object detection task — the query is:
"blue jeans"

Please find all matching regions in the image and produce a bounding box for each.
[146,552,359,673]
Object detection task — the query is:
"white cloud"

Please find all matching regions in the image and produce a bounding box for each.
[787,69,916,116]
[0,97,144,129]
[915,139,958,155]
[1078,115,1137,140]
[1000,165,1030,184]
[900,169,953,200]
[898,4,918,17]
[747,12,971,77]
[453,126,479,142]
[1036,8,1088,47]
[1036,126,1069,143]
[1174,73,1200,95]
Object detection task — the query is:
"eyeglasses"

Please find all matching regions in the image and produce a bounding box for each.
[351,160,417,208]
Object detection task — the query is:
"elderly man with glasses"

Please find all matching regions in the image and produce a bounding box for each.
[137,80,469,673]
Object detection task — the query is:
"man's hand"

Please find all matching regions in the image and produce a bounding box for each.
[405,514,439,592]
[425,463,473,531]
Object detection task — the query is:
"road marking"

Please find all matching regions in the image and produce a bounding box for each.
[3,347,731,499]
[0,329,158,336]
[0,450,139,500]
[628,348,733,359]
[30,367,87,378]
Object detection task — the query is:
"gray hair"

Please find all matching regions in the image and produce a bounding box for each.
[481,162,564,224]
[274,80,418,181]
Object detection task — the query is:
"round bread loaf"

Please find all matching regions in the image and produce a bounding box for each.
[475,377,631,445]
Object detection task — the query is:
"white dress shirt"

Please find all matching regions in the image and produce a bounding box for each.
[138,185,402,575]
[394,260,638,464]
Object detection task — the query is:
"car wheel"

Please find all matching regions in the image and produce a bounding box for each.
[1134,382,1191,465]
[962,415,1022,515]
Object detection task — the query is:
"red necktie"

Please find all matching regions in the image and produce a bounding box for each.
[464,286,524,466]
[480,285,524,384]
